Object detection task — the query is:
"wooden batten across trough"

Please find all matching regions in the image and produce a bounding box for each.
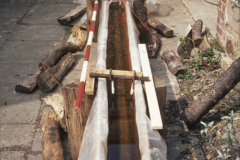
[138,44,163,130]
[96,69,143,77]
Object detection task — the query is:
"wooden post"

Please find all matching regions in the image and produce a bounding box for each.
[61,79,94,160]
[133,0,149,43]
[41,111,64,160]
[153,77,166,137]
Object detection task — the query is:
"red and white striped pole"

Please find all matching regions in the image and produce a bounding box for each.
[74,0,98,113]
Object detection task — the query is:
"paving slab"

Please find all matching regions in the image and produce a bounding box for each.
[0,63,37,84]
[0,99,40,124]
[40,106,54,125]
[24,4,79,25]
[0,19,17,40]
[0,39,5,47]
[0,83,41,107]
[28,154,43,160]
[0,151,25,160]
[0,0,32,19]
[32,132,43,152]
[9,25,65,41]
[0,40,56,64]
[182,0,218,37]
[0,124,34,148]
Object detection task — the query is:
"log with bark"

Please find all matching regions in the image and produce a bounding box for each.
[147,32,160,58]
[177,38,193,59]
[15,69,41,93]
[148,18,174,38]
[41,111,64,160]
[38,53,75,93]
[57,6,86,25]
[61,79,94,160]
[181,57,240,127]
[192,19,203,46]
[42,93,67,132]
[161,50,186,76]
[39,42,80,72]
[15,42,80,93]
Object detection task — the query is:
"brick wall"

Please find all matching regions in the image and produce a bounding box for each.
[216,0,227,48]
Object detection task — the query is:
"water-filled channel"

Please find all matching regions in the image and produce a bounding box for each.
[106,2,141,160]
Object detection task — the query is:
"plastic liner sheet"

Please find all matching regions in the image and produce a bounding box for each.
[78,2,109,160]
[125,2,167,160]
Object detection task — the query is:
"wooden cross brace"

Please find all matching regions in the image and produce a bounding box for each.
[85,67,149,95]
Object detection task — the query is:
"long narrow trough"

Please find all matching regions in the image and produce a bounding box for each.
[107,2,140,160]
[78,1,167,160]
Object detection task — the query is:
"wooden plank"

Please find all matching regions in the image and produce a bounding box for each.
[85,65,95,95]
[138,44,163,129]
[95,69,143,77]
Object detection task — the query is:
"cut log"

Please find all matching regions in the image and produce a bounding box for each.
[177,38,193,59]
[148,18,174,38]
[153,77,167,137]
[85,65,96,95]
[42,93,67,132]
[161,50,186,76]
[38,53,75,93]
[181,57,240,127]
[41,111,64,160]
[15,69,41,93]
[67,26,87,50]
[57,6,86,25]
[147,32,160,58]
[61,79,94,160]
[198,35,211,52]
[87,0,101,42]
[192,19,203,46]
[39,42,80,72]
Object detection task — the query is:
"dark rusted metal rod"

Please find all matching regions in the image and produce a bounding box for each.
[89,73,150,81]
